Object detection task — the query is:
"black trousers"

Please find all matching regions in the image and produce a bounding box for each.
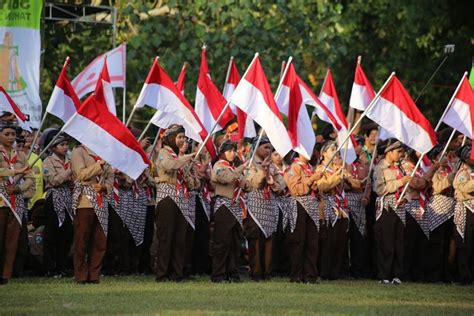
[366,192,378,279]
[272,209,290,276]
[191,197,211,275]
[138,205,155,274]
[288,203,319,282]
[155,197,187,281]
[375,208,404,280]
[105,207,130,275]
[42,195,73,274]
[455,210,474,284]
[404,213,429,282]
[320,217,348,280]
[209,205,242,282]
[348,217,369,278]
[426,219,454,282]
[12,214,28,278]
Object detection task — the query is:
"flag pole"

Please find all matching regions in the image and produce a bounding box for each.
[122,43,127,124]
[222,56,234,95]
[27,56,71,160]
[323,72,396,171]
[28,109,81,168]
[234,55,293,202]
[437,129,457,162]
[193,53,260,159]
[126,56,159,127]
[148,127,161,160]
[396,72,469,205]
[138,119,153,141]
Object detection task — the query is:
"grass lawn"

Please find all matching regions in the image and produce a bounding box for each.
[0,276,473,315]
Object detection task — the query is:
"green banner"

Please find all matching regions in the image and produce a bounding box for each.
[0,0,42,29]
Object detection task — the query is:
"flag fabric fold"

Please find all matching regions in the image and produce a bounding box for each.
[222,58,256,139]
[319,69,357,163]
[63,94,150,180]
[72,43,126,99]
[195,48,234,133]
[46,61,81,123]
[229,56,292,156]
[366,74,437,154]
[442,75,474,158]
[134,58,216,157]
[276,63,315,159]
[349,63,376,111]
[0,86,30,131]
[175,63,187,96]
[94,57,116,115]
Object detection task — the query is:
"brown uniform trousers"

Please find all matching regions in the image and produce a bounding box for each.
[0,207,20,280]
[209,205,242,282]
[71,146,112,282]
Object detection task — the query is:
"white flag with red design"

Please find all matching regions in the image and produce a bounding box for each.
[0,86,30,131]
[94,57,116,115]
[366,74,437,153]
[63,94,150,180]
[72,43,126,99]
[442,74,474,158]
[349,63,376,111]
[46,59,81,123]
[229,55,292,156]
[175,63,187,95]
[134,58,216,157]
[319,69,357,163]
[275,63,315,159]
[195,48,234,133]
[222,58,256,139]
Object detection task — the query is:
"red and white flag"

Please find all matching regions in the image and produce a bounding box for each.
[72,43,126,99]
[195,48,234,133]
[319,69,357,163]
[175,63,187,95]
[222,58,256,139]
[349,63,376,111]
[63,95,150,180]
[134,58,216,157]
[276,63,315,159]
[442,74,474,158]
[94,57,116,115]
[229,55,292,156]
[366,74,437,154]
[46,59,81,123]
[0,86,30,131]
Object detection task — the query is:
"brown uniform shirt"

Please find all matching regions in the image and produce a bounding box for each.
[154,146,193,185]
[287,159,316,197]
[43,153,73,190]
[0,146,34,207]
[71,146,114,209]
[453,164,474,201]
[211,160,247,199]
[373,159,405,197]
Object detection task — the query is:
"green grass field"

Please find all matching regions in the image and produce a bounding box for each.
[0,276,473,315]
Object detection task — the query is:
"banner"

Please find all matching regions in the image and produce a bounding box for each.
[0,1,43,128]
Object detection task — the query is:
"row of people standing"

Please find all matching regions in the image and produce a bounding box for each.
[1,120,473,286]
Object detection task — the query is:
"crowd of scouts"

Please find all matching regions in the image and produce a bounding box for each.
[0,114,473,286]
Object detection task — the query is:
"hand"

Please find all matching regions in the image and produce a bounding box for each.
[92,183,105,193]
[266,175,274,185]
[401,175,412,185]
[98,160,106,166]
[14,165,30,175]
[311,170,323,182]
[140,137,151,149]
[361,197,369,206]
[261,156,272,169]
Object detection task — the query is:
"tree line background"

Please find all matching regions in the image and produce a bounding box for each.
[40,0,474,131]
